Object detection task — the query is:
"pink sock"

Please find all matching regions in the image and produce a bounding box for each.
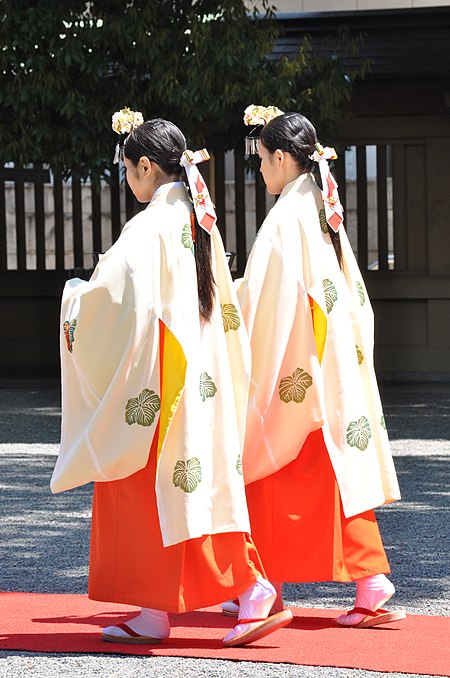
[355,574,395,611]
[336,574,395,626]
[238,576,276,620]
[222,577,276,644]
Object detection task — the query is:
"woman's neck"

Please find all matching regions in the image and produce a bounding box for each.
[149,173,180,201]
[282,167,307,190]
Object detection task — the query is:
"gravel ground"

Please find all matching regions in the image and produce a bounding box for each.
[0,380,449,678]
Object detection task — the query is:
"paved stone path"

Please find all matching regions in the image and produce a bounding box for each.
[0,380,449,677]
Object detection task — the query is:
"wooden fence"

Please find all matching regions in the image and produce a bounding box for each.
[0,148,391,277]
[1,128,449,377]
[0,164,135,275]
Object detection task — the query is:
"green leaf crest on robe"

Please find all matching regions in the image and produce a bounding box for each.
[279,367,313,404]
[125,388,161,427]
[236,454,243,475]
[319,208,329,233]
[346,416,372,450]
[356,281,366,306]
[173,457,202,493]
[181,223,194,253]
[323,279,338,313]
[356,345,364,364]
[199,372,217,402]
[221,303,241,332]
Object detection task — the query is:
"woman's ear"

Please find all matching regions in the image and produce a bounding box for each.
[139,156,153,176]
[274,148,285,166]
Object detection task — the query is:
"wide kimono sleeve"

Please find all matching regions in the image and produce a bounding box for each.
[51,246,162,493]
[236,201,326,486]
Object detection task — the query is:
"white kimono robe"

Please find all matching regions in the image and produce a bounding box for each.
[237,173,400,518]
[51,182,251,547]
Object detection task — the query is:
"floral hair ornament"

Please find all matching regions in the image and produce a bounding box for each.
[180,149,216,234]
[111,107,144,164]
[311,143,344,232]
[243,104,285,154]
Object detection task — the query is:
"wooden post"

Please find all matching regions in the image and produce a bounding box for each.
[234,148,246,276]
[34,163,46,270]
[0,175,6,269]
[376,145,389,270]
[91,180,102,255]
[110,164,122,243]
[72,177,83,268]
[53,170,65,271]
[214,151,226,245]
[356,146,368,271]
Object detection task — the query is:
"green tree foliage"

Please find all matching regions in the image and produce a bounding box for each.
[0,0,365,179]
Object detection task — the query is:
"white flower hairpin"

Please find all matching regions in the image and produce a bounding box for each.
[111,107,144,163]
[243,104,285,154]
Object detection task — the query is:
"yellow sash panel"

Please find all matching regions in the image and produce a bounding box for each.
[310,297,327,364]
[157,322,187,462]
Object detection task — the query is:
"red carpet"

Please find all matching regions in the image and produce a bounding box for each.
[1,592,449,675]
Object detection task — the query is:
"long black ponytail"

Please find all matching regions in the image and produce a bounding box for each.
[124,119,216,320]
[180,166,215,321]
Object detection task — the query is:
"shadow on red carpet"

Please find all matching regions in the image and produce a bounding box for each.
[1,592,449,676]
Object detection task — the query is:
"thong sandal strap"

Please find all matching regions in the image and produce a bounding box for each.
[347,607,389,616]
[116,622,142,637]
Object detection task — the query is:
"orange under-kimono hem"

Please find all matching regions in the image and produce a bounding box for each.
[89,321,263,613]
[89,425,263,613]
[245,428,390,583]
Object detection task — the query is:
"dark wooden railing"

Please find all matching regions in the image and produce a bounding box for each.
[0,146,398,278]
[1,132,449,378]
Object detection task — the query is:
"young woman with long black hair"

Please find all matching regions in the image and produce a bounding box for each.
[223,110,405,629]
[52,115,292,647]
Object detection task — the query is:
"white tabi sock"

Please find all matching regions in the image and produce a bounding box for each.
[103,607,170,639]
[221,580,283,617]
[238,576,276,621]
[222,577,276,644]
[355,574,395,611]
[336,574,395,626]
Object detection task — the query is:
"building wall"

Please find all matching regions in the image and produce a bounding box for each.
[270,0,449,11]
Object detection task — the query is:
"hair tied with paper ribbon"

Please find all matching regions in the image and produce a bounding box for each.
[180,149,217,235]
[111,107,144,164]
[311,142,344,233]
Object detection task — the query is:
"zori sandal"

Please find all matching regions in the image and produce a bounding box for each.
[223,609,293,647]
[102,622,163,644]
[335,606,406,628]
